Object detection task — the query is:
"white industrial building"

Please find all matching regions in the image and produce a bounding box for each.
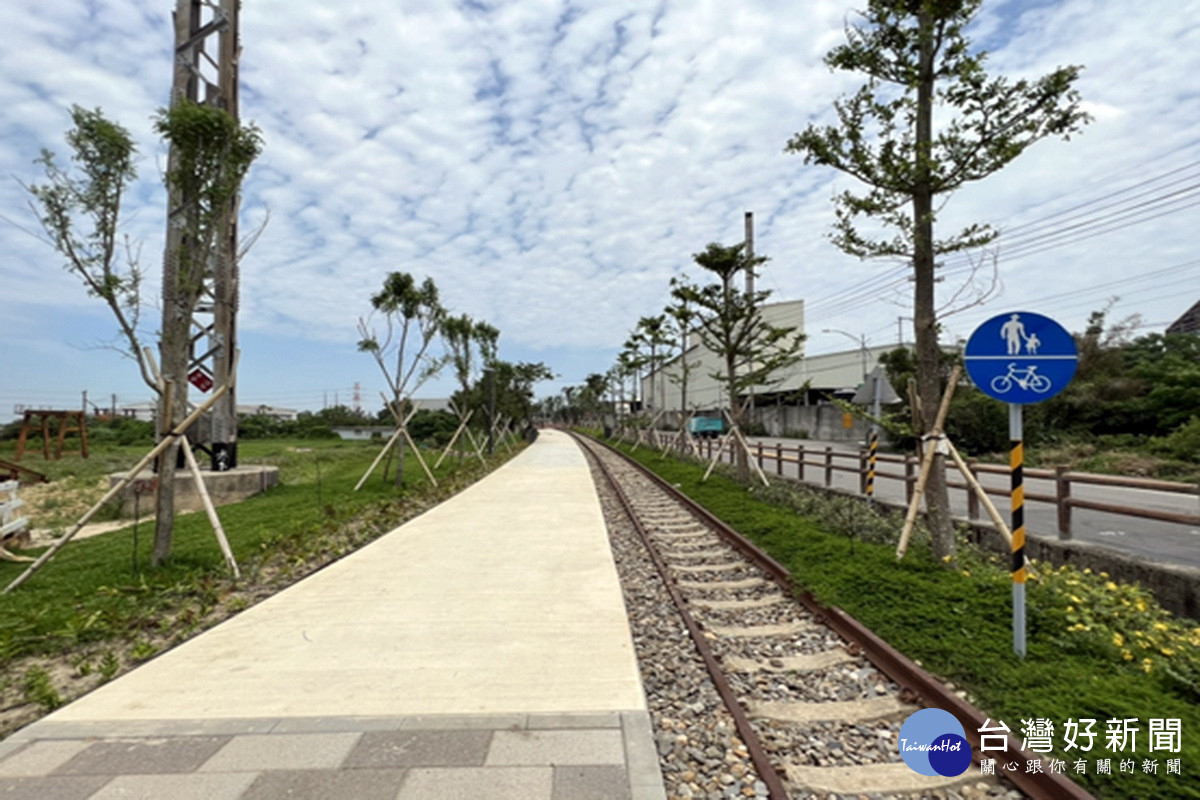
[639,299,902,440]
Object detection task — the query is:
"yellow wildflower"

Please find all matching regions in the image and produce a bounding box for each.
[1160,647,1174,657]
[1122,650,1134,661]
[1066,606,1075,614]
[1154,622,1169,632]
[1105,581,1118,591]
[1112,633,1125,648]
[1142,658,1154,673]
[1070,595,1082,604]
[1084,568,1092,575]
[1100,571,1110,579]
[1136,599,1148,612]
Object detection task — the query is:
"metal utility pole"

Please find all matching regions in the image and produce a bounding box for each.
[162,0,242,472]
[743,211,755,296]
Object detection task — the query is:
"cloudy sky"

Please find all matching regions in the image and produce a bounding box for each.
[2,0,1198,419]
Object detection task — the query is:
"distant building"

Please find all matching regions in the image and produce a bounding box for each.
[115,402,299,423]
[1167,299,1200,336]
[331,426,393,441]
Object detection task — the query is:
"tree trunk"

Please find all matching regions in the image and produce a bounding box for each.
[914,9,956,563]
[152,299,190,567]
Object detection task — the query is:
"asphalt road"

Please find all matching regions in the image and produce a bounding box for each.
[721,436,1200,570]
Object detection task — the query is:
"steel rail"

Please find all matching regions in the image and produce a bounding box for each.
[574,433,792,800]
[588,431,1096,800]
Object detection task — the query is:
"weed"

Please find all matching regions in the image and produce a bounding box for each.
[98,651,119,680]
[22,667,63,711]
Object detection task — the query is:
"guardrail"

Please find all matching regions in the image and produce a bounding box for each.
[680,436,1200,539]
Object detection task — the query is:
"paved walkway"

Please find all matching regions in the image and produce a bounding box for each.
[0,430,665,799]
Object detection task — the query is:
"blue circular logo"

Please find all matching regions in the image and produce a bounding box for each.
[898,708,972,777]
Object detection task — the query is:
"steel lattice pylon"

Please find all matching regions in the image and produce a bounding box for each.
[161,0,241,470]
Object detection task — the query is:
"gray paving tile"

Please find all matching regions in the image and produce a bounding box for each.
[271,716,406,734]
[0,740,92,777]
[396,766,552,800]
[553,765,632,800]
[621,711,668,800]
[241,768,408,800]
[200,732,360,772]
[400,714,527,731]
[527,713,621,730]
[52,736,231,776]
[0,774,111,800]
[486,729,625,766]
[344,730,492,769]
[88,771,257,799]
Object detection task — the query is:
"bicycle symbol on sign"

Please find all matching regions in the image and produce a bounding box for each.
[989,363,1052,395]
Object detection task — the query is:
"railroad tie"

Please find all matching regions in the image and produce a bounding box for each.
[673,562,742,574]
[785,762,975,796]
[722,649,853,673]
[690,595,786,611]
[676,577,768,591]
[706,621,813,638]
[661,548,730,560]
[747,696,911,725]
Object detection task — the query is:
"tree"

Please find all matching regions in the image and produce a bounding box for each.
[357,272,447,485]
[152,99,261,566]
[26,106,155,390]
[633,315,671,414]
[785,0,1089,561]
[665,279,704,420]
[675,241,804,478]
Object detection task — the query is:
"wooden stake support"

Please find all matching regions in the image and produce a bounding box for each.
[180,436,240,578]
[4,383,231,594]
[896,366,961,560]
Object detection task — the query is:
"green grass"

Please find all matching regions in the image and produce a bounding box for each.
[1,438,519,689]
[614,439,1200,800]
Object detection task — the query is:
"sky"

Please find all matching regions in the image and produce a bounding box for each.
[2,0,1198,421]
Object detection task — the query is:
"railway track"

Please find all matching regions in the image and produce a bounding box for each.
[573,432,1091,800]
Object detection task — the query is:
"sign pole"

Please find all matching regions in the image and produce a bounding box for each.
[866,372,880,504]
[1010,402,1026,658]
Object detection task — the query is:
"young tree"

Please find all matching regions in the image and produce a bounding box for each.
[633,315,671,414]
[665,279,704,421]
[26,106,155,390]
[357,272,447,485]
[785,0,1089,561]
[675,242,804,479]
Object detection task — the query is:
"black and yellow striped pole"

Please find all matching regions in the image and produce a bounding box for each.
[1010,403,1027,657]
[866,371,882,505]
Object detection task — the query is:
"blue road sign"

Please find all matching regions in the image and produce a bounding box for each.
[965,311,1077,404]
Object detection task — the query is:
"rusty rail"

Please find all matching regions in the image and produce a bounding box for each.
[595,431,1093,800]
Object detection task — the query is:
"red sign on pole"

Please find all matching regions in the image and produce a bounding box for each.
[188,369,214,393]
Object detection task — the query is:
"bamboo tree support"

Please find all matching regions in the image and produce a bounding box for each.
[4,383,231,594]
[721,408,770,488]
[701,430,734,481]
[385,397,438,485]
[354,402,422,491]
[462,423,488,464]
[945,438,1014,549]
[434,406,476,469]
[180,435,241,578]
[896,366,961,560]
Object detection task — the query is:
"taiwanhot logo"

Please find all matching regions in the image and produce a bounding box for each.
[898,708,972,777]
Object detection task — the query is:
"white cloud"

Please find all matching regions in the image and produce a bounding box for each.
[2,0,1197,415]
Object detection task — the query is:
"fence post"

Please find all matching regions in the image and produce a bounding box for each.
[1056,466,1072,539]
[775,442,783,476]
[756,441,764,471]
[966,459,979,520]
[798,445,805,482]
[905,455,915,503]
[824,446,833,488]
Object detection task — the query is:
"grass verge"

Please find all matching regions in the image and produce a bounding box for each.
[0,437,522,737]
[613,436,1200,800]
